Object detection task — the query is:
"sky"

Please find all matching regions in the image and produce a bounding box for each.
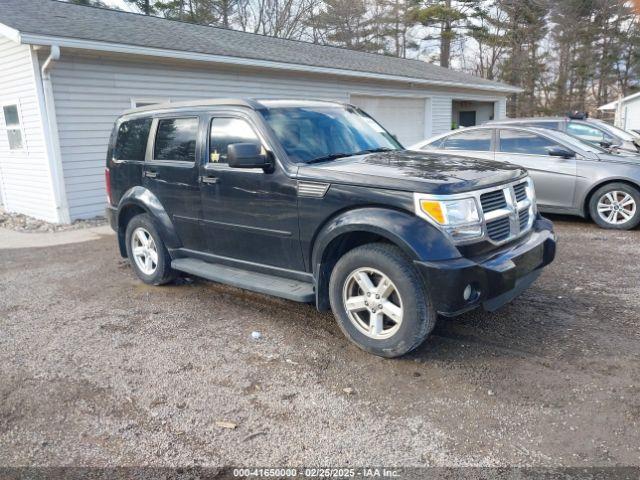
[100,0,136,11]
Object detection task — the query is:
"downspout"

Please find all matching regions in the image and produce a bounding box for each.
[40,45,71,224]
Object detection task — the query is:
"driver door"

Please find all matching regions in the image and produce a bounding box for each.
[198,112,304,271]
[494,129,576,209]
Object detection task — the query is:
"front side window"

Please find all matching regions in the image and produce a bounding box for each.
[2,104,23,150]
[154,117,198,162]
[209,117,260,164]
[442,129,493,151]
[567,122,612,144]
[260,104,401,163]
[114,117,152,161]
[499,130,562,155]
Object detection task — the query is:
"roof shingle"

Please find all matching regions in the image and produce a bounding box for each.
[0,0,518,92]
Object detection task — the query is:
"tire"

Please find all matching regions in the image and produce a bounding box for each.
[329,243,436,358]
[588,182,640,230]
[125,213,177,285]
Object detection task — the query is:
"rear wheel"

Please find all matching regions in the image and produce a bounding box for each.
[329,243,436,358]
[125,214,177,285]
[589,183,640,230]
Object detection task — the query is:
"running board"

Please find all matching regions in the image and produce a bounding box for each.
[171,258,315,303]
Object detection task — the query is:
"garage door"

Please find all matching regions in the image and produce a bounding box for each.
[350,95,426,146]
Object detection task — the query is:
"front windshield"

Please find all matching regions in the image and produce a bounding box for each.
[259,104,402,163]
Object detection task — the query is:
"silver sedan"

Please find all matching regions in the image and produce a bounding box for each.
[410,125,640,230]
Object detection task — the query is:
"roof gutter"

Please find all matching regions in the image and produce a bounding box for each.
[17,32,523,94]
[38,45,70,224]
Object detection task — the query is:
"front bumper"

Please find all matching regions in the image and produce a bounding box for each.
[415,216,556,316]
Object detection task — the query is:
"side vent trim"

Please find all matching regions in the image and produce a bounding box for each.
[298,181,330,198]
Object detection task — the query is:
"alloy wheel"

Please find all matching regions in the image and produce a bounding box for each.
[131,227,158,275]
[597,190,637,226]
[342,267,403,339]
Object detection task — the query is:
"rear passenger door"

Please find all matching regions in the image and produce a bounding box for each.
[143,115,205,251]
[494,129,576,209]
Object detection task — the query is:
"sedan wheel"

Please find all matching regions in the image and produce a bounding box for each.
[597,191,637,226]
[589,183,640,230]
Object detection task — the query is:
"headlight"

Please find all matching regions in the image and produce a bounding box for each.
[414,194,483,243]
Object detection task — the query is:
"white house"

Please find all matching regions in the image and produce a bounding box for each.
[599,92,640,134]
[0,0,519,223]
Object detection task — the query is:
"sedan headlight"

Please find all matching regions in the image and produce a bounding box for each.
[414,194,483,243]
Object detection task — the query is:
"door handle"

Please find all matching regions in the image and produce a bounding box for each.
[144,170,158,178]
[200,175,219,184]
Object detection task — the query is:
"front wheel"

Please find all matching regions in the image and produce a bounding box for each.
[329,243,436,358]
[589,183,640,230]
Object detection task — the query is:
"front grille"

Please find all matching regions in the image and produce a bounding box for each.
[486,217,511,242]
[519,209,529,230]
[480,190,507,213]
[476,179,534,245]
[514,182,527,202]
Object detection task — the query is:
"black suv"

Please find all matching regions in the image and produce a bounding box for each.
[106,99,556,358]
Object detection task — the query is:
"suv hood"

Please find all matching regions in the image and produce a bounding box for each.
[297,150,526,195]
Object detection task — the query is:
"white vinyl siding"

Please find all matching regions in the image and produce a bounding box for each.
[622,99,640,131]
[0,36,57,221]
[44,51,507,220]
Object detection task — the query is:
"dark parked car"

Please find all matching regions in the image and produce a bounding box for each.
[106,99,556,358]
[488,116,640,153]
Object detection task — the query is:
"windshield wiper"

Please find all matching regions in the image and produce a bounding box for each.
[305,147,394,165]
[354,147,394,155]
[305,153,351,164]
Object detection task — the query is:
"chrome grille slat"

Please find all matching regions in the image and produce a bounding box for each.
[514,183,527,202]
[480,190,507,213]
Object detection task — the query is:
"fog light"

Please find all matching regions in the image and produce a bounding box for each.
[463,284,473,301]
[463,284,480,302]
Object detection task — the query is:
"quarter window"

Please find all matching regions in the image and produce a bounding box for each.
[209,117,260,164]
[2,104,24,150]
[499,130,562,155]
[154,117,198,162]
[442,129,493,151]
[114,117,152,161]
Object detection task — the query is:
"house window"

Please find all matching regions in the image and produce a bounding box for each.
[2,104,24,150]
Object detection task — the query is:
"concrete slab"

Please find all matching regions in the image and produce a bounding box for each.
[0,225,114,249]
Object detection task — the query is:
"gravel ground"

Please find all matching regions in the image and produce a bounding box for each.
[0,216,638,469]
[0,209,106,233]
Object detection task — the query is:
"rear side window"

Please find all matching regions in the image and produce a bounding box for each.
[209,117,260,164]
[442,129,493,151]
[154,117,198,162]
[499,130,561,155]
[114,117,152,161]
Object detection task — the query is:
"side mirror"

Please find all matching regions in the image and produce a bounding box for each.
[227,143,271,169]
[547,146,575,159]
[599,141,613,149]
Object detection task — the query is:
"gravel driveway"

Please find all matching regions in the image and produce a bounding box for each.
[1,216,639,468]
